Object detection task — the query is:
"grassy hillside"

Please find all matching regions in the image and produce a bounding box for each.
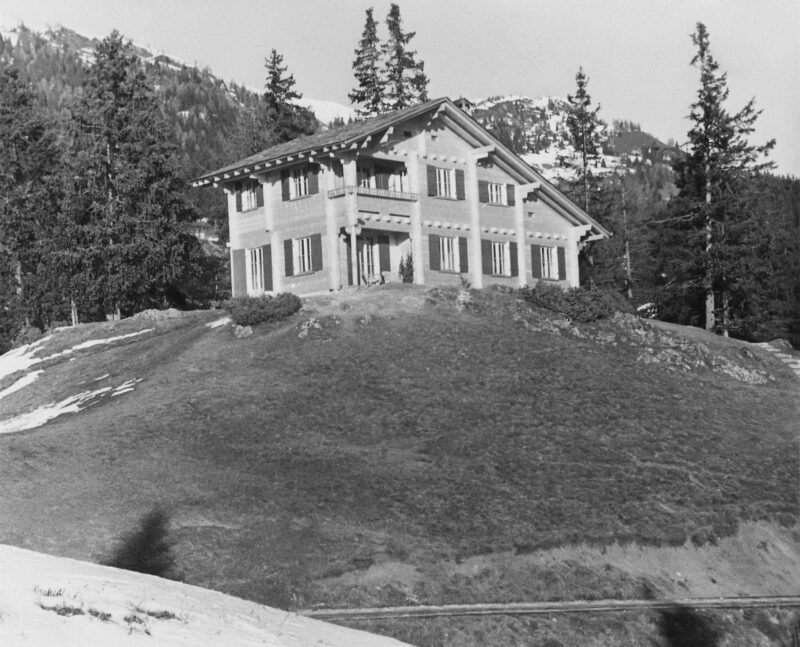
[0,286,797,645]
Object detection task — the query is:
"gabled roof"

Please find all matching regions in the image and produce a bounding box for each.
[192,98,449,186]
[193,97,611,239]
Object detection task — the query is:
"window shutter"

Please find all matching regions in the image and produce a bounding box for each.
[459,236,469,273]
[281,170,290,201]
[478,180,489,203]
[557,246,566,280]
[378,235,391,273]
[311,233,323,271]
[481,239,493,275]
[262,244,272,291]
[455,169,465,200]
[427,165,437,196]
[308,164,320,195]
[428,234,441,271]
[232,249,246,296]
[256,182,264,208]
[284,239,294,276]
[510,242,518,277]
[235,181,242,212]
[531,245,543,279]
[506,184,516,206]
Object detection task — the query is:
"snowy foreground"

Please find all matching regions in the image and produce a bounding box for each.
[0,545,411,646]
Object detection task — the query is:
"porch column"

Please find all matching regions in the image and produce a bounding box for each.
[515,182,540,288]
[405,150,424,285]
[467,145,494,289]
[321,160,341,290]
[342,156,359,286]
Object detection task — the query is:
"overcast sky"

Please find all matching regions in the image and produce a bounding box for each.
[3,0,798,177]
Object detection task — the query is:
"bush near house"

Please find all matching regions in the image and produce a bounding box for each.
[223,293,302,326]
[520,283,633,322]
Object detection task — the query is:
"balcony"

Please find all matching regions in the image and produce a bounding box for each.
[328,185,418,202]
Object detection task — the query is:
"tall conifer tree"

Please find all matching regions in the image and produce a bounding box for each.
[565,67,603,213]
[62,31,200,320]
[382,4,428,111]
[349,8,384,118]
[661,22,774,334]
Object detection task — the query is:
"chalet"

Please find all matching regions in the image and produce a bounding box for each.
[192,97,610,297]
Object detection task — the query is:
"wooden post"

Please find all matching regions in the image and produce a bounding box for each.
[70,299,78,327]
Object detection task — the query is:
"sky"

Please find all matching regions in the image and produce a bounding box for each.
[3,0,799,177]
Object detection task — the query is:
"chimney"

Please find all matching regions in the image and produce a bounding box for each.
[454,97,475,116]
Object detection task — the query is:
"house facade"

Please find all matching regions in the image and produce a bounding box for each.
[193,98,610,297]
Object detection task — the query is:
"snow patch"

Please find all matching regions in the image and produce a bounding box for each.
[295,98,356,125]
[71,329,153,350]
[0,336,53,382]
[206,316,231,329]
[0,370,43,401]
[0,386,111,435]
[0,544,412,646]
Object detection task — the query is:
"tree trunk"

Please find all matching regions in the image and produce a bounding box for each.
[704,167,715,332]
[621,185,633,300]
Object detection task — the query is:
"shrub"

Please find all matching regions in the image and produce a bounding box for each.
[104,508,177,579]
[223,293,302,326]
[398,252,414,283]
[519,283,633,323]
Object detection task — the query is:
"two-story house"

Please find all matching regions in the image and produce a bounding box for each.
[192,97,610,297]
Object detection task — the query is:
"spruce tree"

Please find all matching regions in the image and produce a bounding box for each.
[382,4,428,111]
[565,67,603,213]
[661,22,774,334]
[242,49,316,155]
[0,68,64,339]
[349,8,384,118]
[62,31,201,320]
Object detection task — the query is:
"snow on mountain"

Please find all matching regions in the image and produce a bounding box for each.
[296,98,356,125]
[0,544,411,646]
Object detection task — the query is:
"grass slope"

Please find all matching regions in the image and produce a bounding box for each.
[0,287,797,642]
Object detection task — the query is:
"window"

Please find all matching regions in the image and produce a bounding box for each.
[439,236,460,272]
[291,168,309,199]
[541,246,558,279]
[241,181,259,211]
[436,167,454,198]
[389,169,408,193]
[488,182,505,205]
[491,241,510,276]
[358,165,372,188]
[246,247,264,294]
[294,236,313,274]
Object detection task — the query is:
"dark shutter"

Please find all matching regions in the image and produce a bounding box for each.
[375,166,390,190]
[506,184,516,206]
[427,165,437,196]
[478,180,489,203]
[510,242,518,277]
[281,170,290,201]
[481,239,492,275]
[557,246,566,280]
[308,164,320,195]
[428,234,441,271]
[346,239,353,286]
[256,182,264,208]
[284,239,294,276]
[311,233,323,272]
[262,244,273,291]
[455,169,465,200]
[459,237,469,273]
[531,245,542,279]
[232,249,246,296]
[378,235,391,273]
[235,181,242,212]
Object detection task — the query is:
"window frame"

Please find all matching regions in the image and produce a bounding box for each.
[246,247,264,295]
[291,167,309,199]
[487,182,506,205]
[541,246,558,280]
[436,167,455,198]
[294,236,314,275]
[491,241,510,276]
[439,235,460,272]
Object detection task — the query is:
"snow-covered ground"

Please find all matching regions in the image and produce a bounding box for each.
[296,98,356,125]
[0,544,411,646]
[0,330,153,434]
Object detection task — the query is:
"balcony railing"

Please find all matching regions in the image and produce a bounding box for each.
[328,185,418,202]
